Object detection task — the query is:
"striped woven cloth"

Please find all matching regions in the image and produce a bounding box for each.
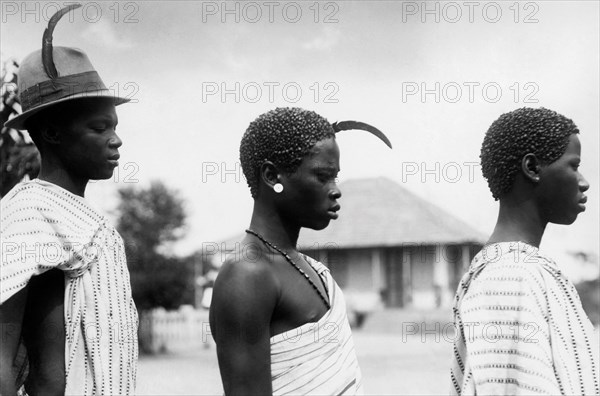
[1,179,138,395]
[270,256,363,395]
[451,241,599,395]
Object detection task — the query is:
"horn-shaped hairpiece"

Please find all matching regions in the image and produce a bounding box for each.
[42,3,82,79]
[331,120,393,149]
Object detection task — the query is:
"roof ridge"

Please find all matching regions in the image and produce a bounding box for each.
[220,177,486,250]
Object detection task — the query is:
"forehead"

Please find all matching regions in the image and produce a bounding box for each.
[305,137,339,163]
[563,134,581,155]
[69,99,118,123]
[553,134,582,163]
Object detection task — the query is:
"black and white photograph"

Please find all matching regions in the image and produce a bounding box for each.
[1,1,598,395]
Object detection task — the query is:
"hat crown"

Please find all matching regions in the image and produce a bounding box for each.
[18,47,101,93]
[4,4,130,131]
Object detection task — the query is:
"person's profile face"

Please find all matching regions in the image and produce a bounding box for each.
[537,134,590,225]
[279,136,342,230]
[55,99,122,181]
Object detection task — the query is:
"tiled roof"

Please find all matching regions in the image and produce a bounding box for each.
[220,177,486,250]
[298,177,485,249]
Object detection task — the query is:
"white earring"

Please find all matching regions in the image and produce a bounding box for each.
[273,183,284,193]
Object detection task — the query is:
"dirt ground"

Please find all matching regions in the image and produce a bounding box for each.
[136,329,452,395]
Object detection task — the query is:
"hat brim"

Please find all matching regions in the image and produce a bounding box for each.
[4,90,130,130]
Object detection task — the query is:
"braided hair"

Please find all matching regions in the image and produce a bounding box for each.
[240,107,335,198]
[481,107,579,200]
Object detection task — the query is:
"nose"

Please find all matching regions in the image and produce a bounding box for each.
[329,185,341,200]
[109,131,123,149]
[580,174,590,192]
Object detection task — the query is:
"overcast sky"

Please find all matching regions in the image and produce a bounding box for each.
[2,1,598,279]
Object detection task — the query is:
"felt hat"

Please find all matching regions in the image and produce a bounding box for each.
[4,4,130,130]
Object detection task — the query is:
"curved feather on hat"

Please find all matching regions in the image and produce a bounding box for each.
[331,120,393,149]
[42,3,82,79]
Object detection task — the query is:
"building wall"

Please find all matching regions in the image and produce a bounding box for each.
[326,248,374,291]
[347,250,375,291]
[407,245,437,309]
[383,248,404,307]
[304,243,482,310]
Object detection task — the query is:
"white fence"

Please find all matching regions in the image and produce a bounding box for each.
[139,305,212,353]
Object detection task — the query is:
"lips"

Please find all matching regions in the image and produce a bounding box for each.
[328,204,341,219]
[578,196,587,211]
[107,154,120,167]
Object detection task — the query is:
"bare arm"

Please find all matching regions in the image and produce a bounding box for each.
[210,259,279,396]
[0,269,65,396]
[22,269,65,396]
[0,287,28,396]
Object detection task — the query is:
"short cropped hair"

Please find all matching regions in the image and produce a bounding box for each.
[240,107,335,198]
[480,107,579,200]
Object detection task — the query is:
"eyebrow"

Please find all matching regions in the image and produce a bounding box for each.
[88,115,118,125]
[313,165,340,173]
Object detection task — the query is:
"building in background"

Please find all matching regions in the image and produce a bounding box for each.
[299,178,485,310]
[217,177,485,311]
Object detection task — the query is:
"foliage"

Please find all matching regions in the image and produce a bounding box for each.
[575,277,600,326]
[117,181,186,258]
[1,58,40,197]
[129,256,195,311]
[116,180,193,310]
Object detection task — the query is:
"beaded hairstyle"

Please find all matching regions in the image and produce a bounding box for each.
[240,108,335,198]
[480,107,579,200]
[240,107,392,198]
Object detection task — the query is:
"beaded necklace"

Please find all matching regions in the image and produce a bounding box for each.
[245,229,330,310]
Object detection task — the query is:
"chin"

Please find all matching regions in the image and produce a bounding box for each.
[92,171,115,180]
[551,213,579,225]
[566,214,580,225]
[305,219,331,231]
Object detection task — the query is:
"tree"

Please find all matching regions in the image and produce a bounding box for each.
[1,58,40,197]
[116,181,193,310]
[576,277,600,326]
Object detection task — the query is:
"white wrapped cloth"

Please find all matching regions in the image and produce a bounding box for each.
[451,242,599,395]
[270,256,363,395]
[1,180,138,395]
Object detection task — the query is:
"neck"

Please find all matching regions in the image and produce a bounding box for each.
[248,199,300,251]
[487,196,546,248]
[38,157,88,197]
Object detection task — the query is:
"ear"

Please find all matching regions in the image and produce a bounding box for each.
[41,126,61,145]
[521,153,541,183]
[259,161,280,190]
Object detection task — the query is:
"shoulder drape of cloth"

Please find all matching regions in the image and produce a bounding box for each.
[1,180,138,395]
[451,241,599,395]
[270,255,363,396]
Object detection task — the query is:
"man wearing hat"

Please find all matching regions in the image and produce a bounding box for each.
[0,5,137,395]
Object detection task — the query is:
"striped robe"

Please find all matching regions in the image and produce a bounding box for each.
[270,256,363,395]
[451,241,599,395]
[1,179,138,395]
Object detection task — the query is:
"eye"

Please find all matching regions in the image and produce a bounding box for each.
[318,173,339,184]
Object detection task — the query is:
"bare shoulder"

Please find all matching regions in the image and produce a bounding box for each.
[216,242,280,293]
[210,241,280,333]
[209,242,275,394]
